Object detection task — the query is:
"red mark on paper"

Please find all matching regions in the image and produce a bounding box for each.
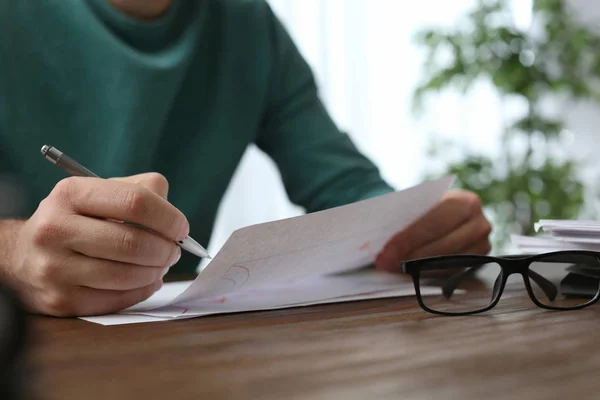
[203,296,229,304]
[359,241,371,251]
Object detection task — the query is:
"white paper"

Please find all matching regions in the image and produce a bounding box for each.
[82,270,445,326]
[511,234,600,253]
[551,235,600,244]
[512,217,600,253]
[80,175,455,325]
[535,219,600,232]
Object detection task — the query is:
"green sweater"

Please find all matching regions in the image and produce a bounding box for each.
[0,0,394,274]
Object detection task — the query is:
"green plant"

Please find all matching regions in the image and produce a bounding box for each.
[413,0,600,252]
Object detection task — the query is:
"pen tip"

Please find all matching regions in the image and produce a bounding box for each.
[41,145,50,155]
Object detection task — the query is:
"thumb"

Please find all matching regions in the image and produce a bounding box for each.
[375,233,412,273]
[110,172,169,199]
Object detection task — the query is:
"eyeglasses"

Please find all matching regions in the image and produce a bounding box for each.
[401,250,600,316]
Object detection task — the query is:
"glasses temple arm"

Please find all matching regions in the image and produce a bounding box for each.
[441,266,558,302]
[527,270,558,302]
[441,266,482,299]
[565,264,600,278]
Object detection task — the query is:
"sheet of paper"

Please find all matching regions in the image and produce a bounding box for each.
[161,175,455,306]
[512,218,600,253]
[81,269,445,326]
[511,234,600,253]
[550,235,600,244]
[535,219,600,232]
[126,269,424,318]
[80,175,455,325]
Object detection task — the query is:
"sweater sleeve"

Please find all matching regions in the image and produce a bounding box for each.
[255,5,395,213]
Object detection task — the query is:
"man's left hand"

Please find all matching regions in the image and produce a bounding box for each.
[375,189,492,272]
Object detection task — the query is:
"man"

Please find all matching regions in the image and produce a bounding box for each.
[0,0,491,317]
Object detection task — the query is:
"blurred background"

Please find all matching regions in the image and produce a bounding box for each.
[1,0,598,268]
[204,0,600,268]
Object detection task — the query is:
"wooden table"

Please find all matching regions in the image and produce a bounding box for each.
[21,278,600,400]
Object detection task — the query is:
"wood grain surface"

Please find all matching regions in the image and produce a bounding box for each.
[22,278,600,400]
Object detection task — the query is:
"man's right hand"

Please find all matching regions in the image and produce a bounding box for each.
[7,172,188,317]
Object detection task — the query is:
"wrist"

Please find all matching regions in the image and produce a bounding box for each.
[0,220,25,280]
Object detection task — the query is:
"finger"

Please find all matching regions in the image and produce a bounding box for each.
[111,172,169,199]
[420,267,464,279]
[461,239,492,256]
[375,215,490,272]
[64,214,181,267]
[51,176,188,241]
[402,214,491,260]
[80,279,163,316]
[55,252,170,290]
[42,280,163,317]
[382,191,481,260]
[418,241,492,279]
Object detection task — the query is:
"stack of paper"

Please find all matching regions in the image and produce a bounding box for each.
[82,176,455,326]
[512,219,600,253]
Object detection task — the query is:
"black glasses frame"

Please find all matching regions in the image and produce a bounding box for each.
[401,250,600,316]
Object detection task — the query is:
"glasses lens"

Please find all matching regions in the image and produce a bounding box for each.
[419,261,502,314]
[528,253,600,308]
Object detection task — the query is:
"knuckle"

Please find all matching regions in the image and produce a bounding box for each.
[463,191,483,212]
[164,244,179,267]
[480,219,492,237]
[37,258,60,282]
[135,172,169,199]
[147,172,169,190]
[51,177,79,205]
[118,231,145,258]
[118,188,148,219]
[35,254,70,283]
[42,290,74,317]
[167,213,186,240]
[31,217,65,247]
[111,265,138,288]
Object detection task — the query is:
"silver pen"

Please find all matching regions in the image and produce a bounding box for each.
[40,145,211,260]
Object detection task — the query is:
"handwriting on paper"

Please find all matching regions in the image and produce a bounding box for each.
[80,176,456,325]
